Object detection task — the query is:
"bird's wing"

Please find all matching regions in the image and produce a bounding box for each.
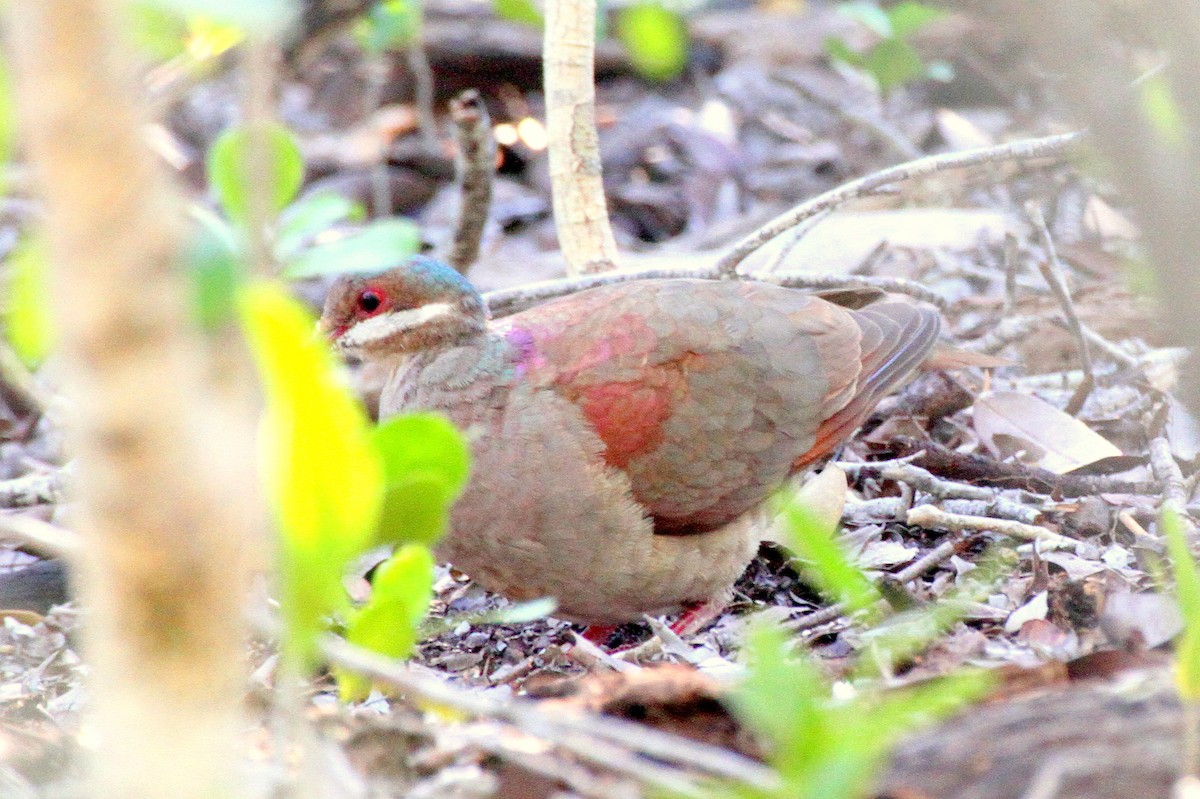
[495,279,938,532]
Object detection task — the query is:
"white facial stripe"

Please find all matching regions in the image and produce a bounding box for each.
[337,302,456,349]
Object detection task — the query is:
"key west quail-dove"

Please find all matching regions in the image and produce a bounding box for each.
[320,257,940,631]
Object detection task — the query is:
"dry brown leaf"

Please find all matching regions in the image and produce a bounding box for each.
[973,391,1122,474]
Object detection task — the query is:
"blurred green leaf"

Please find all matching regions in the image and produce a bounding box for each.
[5,234,52,367]
[864,37,925,94]
[493,0,543,27]
[1164,508,1200,700]
[126,3,190,60]
[616,2,689,82]
[337,544,434,700]
[733,623,825,784]
[838,1,892,37]
[238,282,384,670]
[781,498,879,616]
[282,218,422,278]
[208,123,305,225]
[372,413,470,547]
[186,210,244,332]
[356,0,422,53]
[275,192,366,264]
[886,1,944,38]
[1139,73,1186,149]
[824,36,865,68]
[140,0,293,34]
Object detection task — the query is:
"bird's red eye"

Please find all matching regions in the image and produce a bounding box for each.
[358,290,383,314]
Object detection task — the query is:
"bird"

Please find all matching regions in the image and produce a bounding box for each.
[319,256,941,637]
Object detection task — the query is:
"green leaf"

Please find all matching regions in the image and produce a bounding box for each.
[186,211,244,332]
[372,413,470,547]
[139,0,293,34]
[825,36,866,69]
[886,1,944,39]
[616,2,689,82]
[356,0,422,53]
[493,0,543,27]
[732,622,825,785]
[338,546,434,699]
[838,1,892,37]
[864,38,925,94]
[208,123,305,225]
[1140,73,1186,149]
[282,218,422,279]
[274,192,365,264]
[5,234,52,367]
[238,282,384,670]
[337,544,435,700]
[780,497,879,616]
[1163,508,1200,700]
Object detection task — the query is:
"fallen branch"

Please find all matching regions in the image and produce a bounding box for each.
[888,436,1157,497]
[905,505,1076,549]
[0,465,69,508]
[1027,202,1094,415]
[714,131,1084,277]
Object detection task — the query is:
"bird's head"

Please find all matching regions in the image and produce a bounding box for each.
[318,257,487,358]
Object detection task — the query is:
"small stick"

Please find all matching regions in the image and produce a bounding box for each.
[789,533,966,632]
[714,131,1084,277]
[0,465,69,508]
[836,460,997,501]
[446,90,495,275]
[318,632,780,790]
[1149,435,1190,518]
[1002,231,1020,315]
[905,504,1076,549]
[0,513,79,558]
[406,41,438,152]
[484,268,946,318]
[1026,202,1094,415]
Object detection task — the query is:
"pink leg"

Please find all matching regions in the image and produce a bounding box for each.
[580,624,618,646]
[668,600,725,637]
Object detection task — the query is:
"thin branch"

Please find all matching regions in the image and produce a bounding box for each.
[317,632,780,792]
[0,513,79,558]
[446,89,495,275]
[0,465,69,508]
[714,131,1084,277]
[406,39,438,151]
[1149,435,1190,519]
[544,0,621,275]
[905,505,1076,549]
[484,267,946,319]
[1027,202,1094,415]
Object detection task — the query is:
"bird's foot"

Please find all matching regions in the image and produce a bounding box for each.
[579,624,618,646]
[668,600,724,637]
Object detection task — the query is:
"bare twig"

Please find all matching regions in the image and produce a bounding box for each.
[363,55,393,217]
[446,90,495,275]
[837,460,996,501]
[0,465,69,508]
[905,505,1076,549]
[406,40,438,151]
[544,0,621,275]
[484,267,946,318]
[1150,435,1190,521]
[1027,202,1094,415]
[318,633,780,792]
[0,513,79,558]
[889,436,1157,497]
[714,131,1083,277]
[1002,231,1020,315]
